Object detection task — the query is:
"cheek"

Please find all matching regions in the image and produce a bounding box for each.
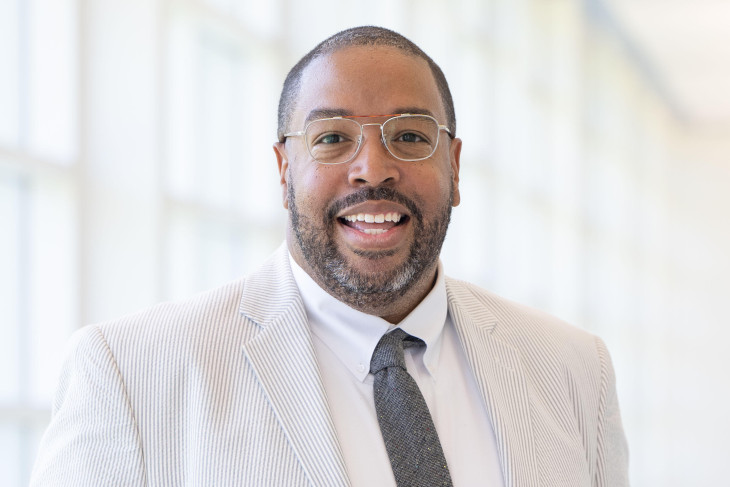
[290,165,342,209]
[410,165,453,198]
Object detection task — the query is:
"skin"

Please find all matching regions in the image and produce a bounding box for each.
[274,46,462,323]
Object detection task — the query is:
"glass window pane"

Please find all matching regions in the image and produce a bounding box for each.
[233,59,281,220]
[198,35,237,208]
[27,0,77,163]
[0,421,23,486]
[0,171,24,402]
[231,0,281,38]
[167,13,245,209]
[0,0,21,147]
[164,208,199,299]
[166,8,197,201]
[27,174,77,405]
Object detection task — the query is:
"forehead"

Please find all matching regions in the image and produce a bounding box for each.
[292,46,445,127]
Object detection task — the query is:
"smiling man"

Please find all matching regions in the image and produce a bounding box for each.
[32,27,629,487]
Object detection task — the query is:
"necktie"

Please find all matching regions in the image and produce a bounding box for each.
[370,328,453,486]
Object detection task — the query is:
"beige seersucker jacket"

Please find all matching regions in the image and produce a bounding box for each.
[31,244,629,486]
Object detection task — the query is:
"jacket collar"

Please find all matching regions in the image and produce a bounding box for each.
[239,243,303,326]
[240,243,351,487]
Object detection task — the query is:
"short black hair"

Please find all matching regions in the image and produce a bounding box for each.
[276,26,456,142]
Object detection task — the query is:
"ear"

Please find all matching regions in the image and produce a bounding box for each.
[449,137,462,207]
[273,142,290,209]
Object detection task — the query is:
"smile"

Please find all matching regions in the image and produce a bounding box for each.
[342,212,403,224]
[338,212,408,235]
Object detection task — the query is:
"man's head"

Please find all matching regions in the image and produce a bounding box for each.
[274,26,461,323]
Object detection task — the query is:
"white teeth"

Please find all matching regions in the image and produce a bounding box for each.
[363,229,387,235]
[342,212,403,223]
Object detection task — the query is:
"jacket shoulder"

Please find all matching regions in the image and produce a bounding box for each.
[446,277,599,352]
[445,276,610,402]
[93,278,248,342]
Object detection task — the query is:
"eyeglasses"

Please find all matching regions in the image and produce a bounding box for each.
[283,113,452,165]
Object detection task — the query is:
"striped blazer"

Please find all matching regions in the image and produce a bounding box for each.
[31,245,629,486]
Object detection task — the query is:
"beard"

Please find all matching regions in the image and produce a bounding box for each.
[288,182,453,312]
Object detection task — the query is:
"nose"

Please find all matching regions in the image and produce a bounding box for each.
[347,125,400,187]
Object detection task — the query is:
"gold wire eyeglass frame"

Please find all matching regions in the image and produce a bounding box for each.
[283,113,452,165]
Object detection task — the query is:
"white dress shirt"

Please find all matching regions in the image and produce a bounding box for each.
[289,255,505,487]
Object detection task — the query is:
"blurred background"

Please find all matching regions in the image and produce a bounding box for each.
[1,0,729,485]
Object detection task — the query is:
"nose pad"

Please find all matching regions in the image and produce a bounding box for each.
[358,123,389,154]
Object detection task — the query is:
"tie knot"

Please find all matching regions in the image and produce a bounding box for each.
[370,329,423,375]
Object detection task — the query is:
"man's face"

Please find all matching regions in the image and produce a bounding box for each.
[274,46,461,320]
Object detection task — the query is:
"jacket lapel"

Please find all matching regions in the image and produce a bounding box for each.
[240,245,350,487]
[446,279,539,487]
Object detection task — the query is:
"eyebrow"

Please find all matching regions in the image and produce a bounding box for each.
[391,107,436,118]
[304,107,437,125]
[304,108,353,124]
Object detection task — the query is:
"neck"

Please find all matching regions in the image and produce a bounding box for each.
[377,268,438,323]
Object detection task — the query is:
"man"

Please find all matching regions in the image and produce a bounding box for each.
[32,26,628,486]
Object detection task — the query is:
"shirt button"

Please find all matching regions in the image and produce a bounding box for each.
[357,363,366,373]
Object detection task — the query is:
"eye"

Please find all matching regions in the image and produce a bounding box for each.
[314,133,347,145]
[396,132,425,143]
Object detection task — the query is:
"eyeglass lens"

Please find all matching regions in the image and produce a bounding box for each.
[304,115,440,164]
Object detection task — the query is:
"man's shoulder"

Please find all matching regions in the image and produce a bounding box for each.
[78,245,293,354]
[445,277,610,394]
[82,277,250,350]
[445,276,598,349]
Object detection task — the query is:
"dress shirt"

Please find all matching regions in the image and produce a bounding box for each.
[289,254,504,487]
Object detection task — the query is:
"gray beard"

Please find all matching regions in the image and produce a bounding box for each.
[288,183,452,311]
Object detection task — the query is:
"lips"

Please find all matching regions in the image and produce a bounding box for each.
[326,188,420,245]
[335,201,411,249]
[339,211,407,235]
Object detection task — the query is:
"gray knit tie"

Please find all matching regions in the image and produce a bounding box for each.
[370,328,453,486]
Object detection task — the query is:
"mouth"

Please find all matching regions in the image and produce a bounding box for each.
[336,200,411,246]
[326,188,420,250]
[338,211,410,235]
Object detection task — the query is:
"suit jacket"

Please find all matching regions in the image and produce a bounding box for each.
[31,245,629,486]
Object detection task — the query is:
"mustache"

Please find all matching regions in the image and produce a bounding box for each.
[325,187,423,223]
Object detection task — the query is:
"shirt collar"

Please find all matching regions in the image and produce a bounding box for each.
[288,252,448,381]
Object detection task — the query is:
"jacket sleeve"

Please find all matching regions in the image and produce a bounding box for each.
[30,325,147,486]
[593,337,630,486]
